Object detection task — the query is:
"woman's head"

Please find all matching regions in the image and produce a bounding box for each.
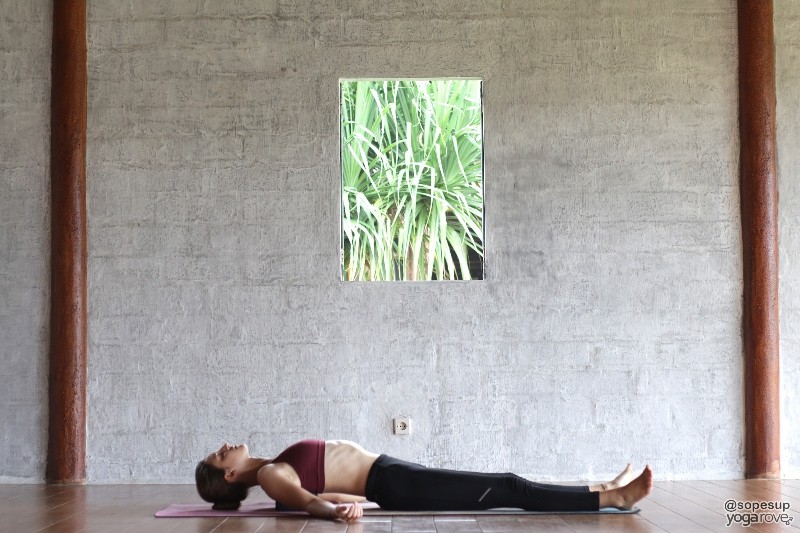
[195,443,251,510]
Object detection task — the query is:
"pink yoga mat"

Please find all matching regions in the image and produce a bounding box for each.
[155,501,639,518]
[156,502,323,517]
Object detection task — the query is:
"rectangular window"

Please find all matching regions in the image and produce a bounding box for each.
[340,79,484,281]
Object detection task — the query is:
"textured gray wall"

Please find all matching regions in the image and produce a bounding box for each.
[777,0,800,479]
[84,0,743,483]
[0,1,51,482]
[8,0,797,483]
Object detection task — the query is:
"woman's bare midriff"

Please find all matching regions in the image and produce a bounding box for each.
[322,440,380,495]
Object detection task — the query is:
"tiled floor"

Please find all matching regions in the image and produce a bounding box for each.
[1,479,799,532]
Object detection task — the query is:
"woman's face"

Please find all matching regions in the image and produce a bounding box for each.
[204,443,249,472]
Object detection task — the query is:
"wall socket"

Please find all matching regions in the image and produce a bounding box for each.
[393,416,411,435]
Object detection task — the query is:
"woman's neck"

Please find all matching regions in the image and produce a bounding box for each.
[235,457,272,487]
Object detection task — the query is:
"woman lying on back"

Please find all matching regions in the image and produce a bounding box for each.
[195,439,653,523]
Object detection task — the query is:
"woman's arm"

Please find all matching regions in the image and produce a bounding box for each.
[258,464,363,522]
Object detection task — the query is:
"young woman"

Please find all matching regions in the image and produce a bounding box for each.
[195,439,653,523]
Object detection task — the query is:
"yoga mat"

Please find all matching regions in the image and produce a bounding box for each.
[155,501,640,518]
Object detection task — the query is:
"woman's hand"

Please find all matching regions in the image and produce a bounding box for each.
[331,502,363,522]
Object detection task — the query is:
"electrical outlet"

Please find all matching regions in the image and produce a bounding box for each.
[393,416,411,435]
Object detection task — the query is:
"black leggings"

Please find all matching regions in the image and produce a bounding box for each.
[365,454,600,512]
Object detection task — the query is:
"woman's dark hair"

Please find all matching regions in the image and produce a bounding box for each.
[195,460,250,510]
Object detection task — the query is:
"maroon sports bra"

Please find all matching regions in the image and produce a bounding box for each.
[270,439,326,494]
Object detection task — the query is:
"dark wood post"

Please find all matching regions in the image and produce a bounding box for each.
[48,0,87,484]
[737,0,780,479]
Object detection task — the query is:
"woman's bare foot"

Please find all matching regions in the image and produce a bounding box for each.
[608,463,635,489]
[589,463,635,492]
[598,465,653,510]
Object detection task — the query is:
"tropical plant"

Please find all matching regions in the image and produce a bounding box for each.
[340,79,484,281]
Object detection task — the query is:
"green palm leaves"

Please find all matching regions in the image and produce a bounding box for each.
[340,79,484,281]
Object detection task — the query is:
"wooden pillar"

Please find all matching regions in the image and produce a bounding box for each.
[48,0,87,484]
[737,0,780,479]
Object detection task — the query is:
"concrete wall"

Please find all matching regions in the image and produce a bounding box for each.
[83,0,743,483]
[12,0,796,483]
[0,1,51,482]
[777,0,800,479]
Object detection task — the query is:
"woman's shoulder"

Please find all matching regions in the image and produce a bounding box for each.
[257,461,297,482]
